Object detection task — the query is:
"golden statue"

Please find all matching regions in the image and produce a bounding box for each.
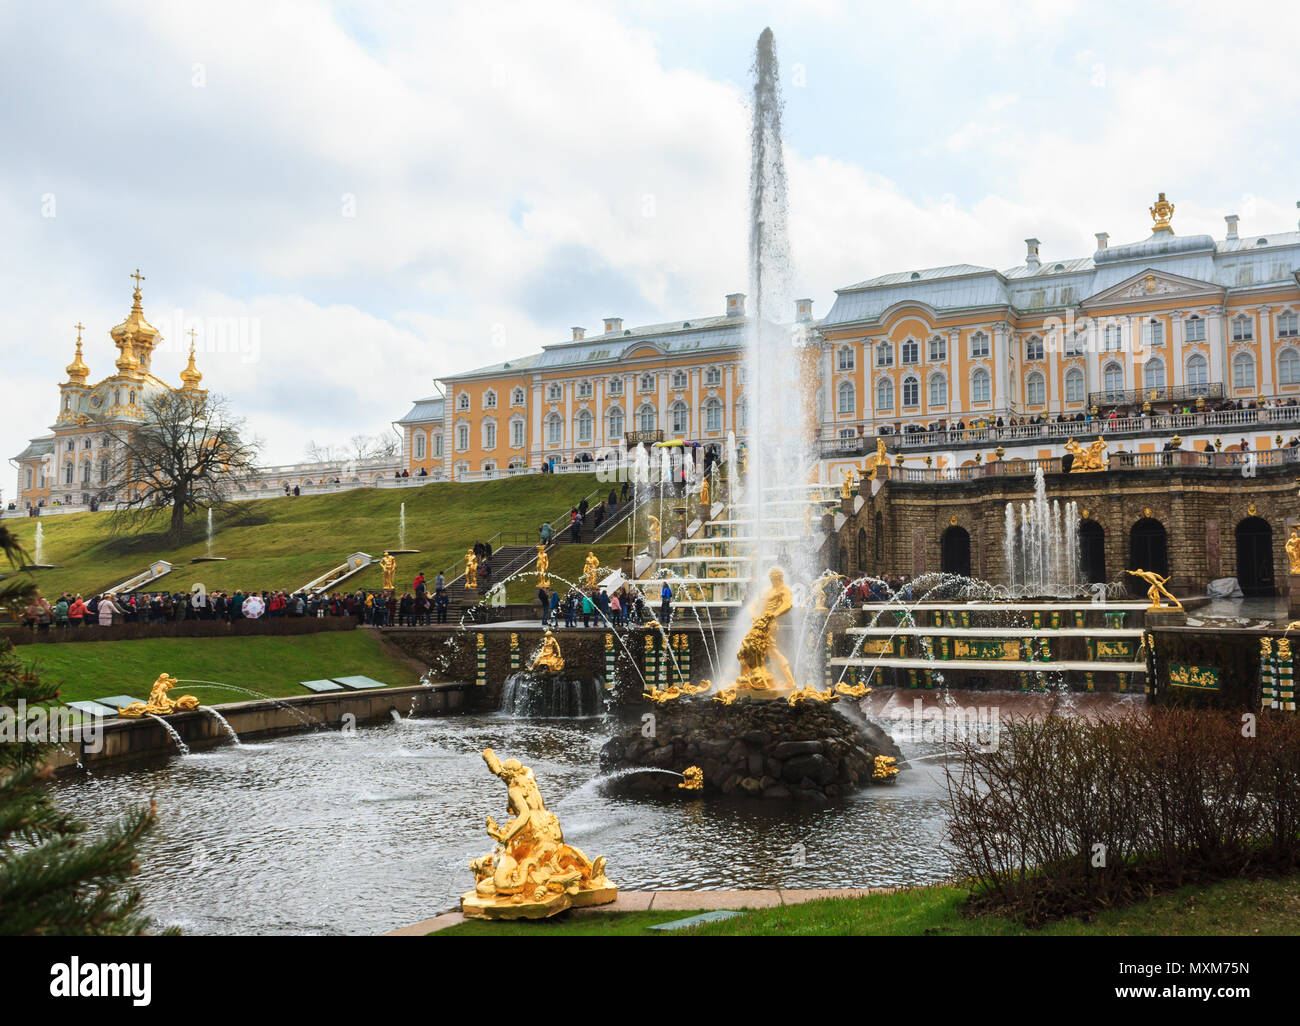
[536,545,550,587]
[1150,191,1175,233]
[528,630,565,674]
[1065,435,1108,472]
[865,437,889,481]
[872,756,900,781]
[583,551,601,588]
[812,572,843,613]
[788,685,838,705]
[1287,528,1300,576]
[1126,568,1183,612]
[118,673,200,717]
[648,515,661,546]
[835,681,871,698]
[379,551,397,591]
[465,548,478,589]
[462,748,616,920]
[698,475,710,509]
[840,468,854,499]
[713,567,796,701]
[678,766,703,791]
[644,679,709,703]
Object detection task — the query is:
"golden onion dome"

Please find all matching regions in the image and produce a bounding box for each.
[180,338,203,390]
[109,269,161,346]
[65,324,90,384]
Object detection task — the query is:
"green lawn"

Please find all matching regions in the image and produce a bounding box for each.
[6,473,605,599]
[435,875,1300,936]
[15,630,423,707]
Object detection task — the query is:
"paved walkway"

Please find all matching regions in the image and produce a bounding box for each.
[385,887,893,935]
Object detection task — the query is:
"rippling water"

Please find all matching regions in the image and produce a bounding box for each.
[53,712,956,935]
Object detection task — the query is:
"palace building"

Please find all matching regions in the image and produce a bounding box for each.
[11,272,206,510]
[398,195,1300,480]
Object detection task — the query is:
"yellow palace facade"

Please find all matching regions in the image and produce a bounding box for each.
[398,196,1300,479]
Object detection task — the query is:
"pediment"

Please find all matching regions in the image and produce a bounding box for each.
[1082,269,1225,311]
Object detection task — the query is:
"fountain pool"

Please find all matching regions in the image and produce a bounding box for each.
[54,711,953,935]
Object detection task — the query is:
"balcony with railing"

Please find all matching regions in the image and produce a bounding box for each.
[817,401,1300,459]
[1085,382,1224,409]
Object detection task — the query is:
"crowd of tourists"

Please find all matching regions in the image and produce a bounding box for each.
[533,579,675,630]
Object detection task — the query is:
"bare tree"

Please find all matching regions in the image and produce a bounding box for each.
[303,433,398,464]
[100,391,260,543]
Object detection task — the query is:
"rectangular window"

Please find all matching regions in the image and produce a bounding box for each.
[970,333,990,359]
[511,421,524,448]
[929,338,946,362]
[1184,317,1206,342]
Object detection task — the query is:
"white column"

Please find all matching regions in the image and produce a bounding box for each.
[993,324,1011,413]
[1260,306,1274,397]
[596,379,606,448]
[1208,308,1226,386]
[865,340,877,426]
[1171,310,1185,388]
[563,382,572,452]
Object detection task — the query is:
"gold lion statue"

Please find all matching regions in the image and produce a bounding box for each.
[119,673,200,717]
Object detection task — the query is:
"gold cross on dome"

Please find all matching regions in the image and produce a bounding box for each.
[188,327,197,346]
[130,268,146,290]
[74,321,84,341]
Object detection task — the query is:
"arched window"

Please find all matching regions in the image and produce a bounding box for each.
[1186,353,1208,387]
[1233,352,1256,390]
[457,392,470,411]
[607,407,624,439]
[876,377,895,411]
[545,413,562,445]
[1065,368,1084,403]
[63,395,71,411]
[902,375,919,408]
[1103,362,1124,393]
[928,373,947,407]
[64,463,73,485]
[483,389,497,409]
[669,401,688,434]
[413,431,426,461]
[703,398,723,432]
[638,405,657,433]
[1279,348,1300,386]
[482,460,497,478]
[972,368,991,403]
[576,410,593,443]
[510,387,525,406]
[128,390,135,405]
[837,380,856,414]
[1143,358,1165,389]
[1025,336,1044,361]
[1026,371,1046,406]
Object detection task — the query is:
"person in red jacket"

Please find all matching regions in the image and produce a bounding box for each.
[68,594,87,627]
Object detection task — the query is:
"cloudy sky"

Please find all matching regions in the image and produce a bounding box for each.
[3,0,1298,486]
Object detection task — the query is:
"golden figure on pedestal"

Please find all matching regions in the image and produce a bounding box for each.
[1126,568,1183,612]
[678,766,704,791]
[840,469,854,499]
[1065,436,1109,472]
[698,476,710,510]
[812,572,843,613]
[1287,528,1300,576]
[528,630,565,674]
[648,515,661,547]
[379,551,397,591]
[462,749,617,920]
[464,549,478,589]
[582,551,601,588]
[535,545,550,587]
[118,673,200,717]
[713,568,797,702]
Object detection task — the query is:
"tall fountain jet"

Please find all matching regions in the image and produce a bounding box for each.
[744,27,814,578]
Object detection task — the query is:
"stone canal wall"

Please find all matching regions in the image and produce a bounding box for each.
[48,682,469,776]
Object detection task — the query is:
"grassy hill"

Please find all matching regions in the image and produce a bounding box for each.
[6,474,614,598]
